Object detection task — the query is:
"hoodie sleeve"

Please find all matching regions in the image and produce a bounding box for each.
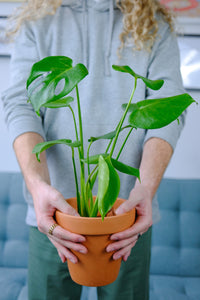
[1,22,46,145]
[144,23,186,150]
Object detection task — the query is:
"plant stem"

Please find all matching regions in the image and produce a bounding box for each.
[86,165,98,189]
[71,147,81,214]
[105,139,113,153]
[116,126,134,160]
[87,141,93,177]
[75,85,86,215]
[76,85,84,160]
[69,105,79,140]
[109,78,137,158]
[105,123,121,154]
[68,104,82,213]
[86,141,94,213]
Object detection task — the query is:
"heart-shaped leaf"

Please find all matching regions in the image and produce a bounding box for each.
[112,65,164,90]
[97,155,120,219]
[27,56,88,114]
[33,139,81,161]
[128,93,196,129]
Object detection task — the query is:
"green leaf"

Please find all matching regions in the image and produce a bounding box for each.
[89,130,117,142]
[112,65,164,90]
[122,103,138,112]
[128,93,196,129]
[112,65,137,77]
[97,155,120,220]
[88,126,133,142]
[27,56,88,114]
[140,76,164,90]
[111,158,140,180]
[33,139,81,161]
[43,96,74,108]
[27,56,73,87]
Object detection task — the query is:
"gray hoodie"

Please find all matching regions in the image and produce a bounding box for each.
[1,0,185,226]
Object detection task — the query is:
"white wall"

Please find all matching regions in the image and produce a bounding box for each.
[164,90,200,179]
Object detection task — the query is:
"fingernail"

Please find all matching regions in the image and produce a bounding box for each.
[114,254,121,260]
[123,255,129,262]
[114,209,119,215]
[58,253,65,263]
[106,247,114,253]
[78,237,85,242]
[70,258,77,264]
[79,249,87,254]
[110,236,118,241]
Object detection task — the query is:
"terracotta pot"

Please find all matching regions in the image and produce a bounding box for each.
[55,198,136,286]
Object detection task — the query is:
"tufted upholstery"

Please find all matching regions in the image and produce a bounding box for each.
[1,173,200,300]
[150,178,200,300]
[0,172,29,300]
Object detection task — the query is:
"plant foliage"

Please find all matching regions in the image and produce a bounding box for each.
[27,56,196,219]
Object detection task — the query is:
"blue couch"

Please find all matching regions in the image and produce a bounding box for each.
[0,173,28,300]
[150,178,200,300]
[0,172,200,300]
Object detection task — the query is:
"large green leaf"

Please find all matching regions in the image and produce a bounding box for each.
[128,93,196,129]
[33,139,81,161]
[112,65,164,90]
[97,155,120,220]
[27,56,88,114]
[27,56,73,87]
[111,158,140,180]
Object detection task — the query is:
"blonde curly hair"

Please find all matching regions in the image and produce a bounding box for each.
[117,0,174,51]
[8,0,174,51]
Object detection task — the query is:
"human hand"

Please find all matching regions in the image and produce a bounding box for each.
[106,184,153,261]
[31,181,87,264]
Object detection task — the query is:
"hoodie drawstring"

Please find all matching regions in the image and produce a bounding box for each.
[83,0,89,68]
[104,0,114,76]
[63,0,115,76]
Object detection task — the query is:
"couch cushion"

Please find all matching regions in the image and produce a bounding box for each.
[150,179,200,277]
[0,268,27,300]
[0,173,29,300]
[0,173,29,268]
[150,275,200,300]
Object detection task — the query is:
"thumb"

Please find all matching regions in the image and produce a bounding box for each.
[55,196,80,217]
[115,200,135,215]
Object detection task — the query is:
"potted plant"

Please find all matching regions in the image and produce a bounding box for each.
[27,56,195,286]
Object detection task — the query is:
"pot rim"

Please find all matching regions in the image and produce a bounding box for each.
[55,198,136,235]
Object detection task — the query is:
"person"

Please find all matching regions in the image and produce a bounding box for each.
[2,0,186,299]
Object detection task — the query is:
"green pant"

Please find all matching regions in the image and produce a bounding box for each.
[28,226,152,300]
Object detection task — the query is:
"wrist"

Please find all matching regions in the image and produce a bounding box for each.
[134,180,155,200]
[25,172,50,196]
